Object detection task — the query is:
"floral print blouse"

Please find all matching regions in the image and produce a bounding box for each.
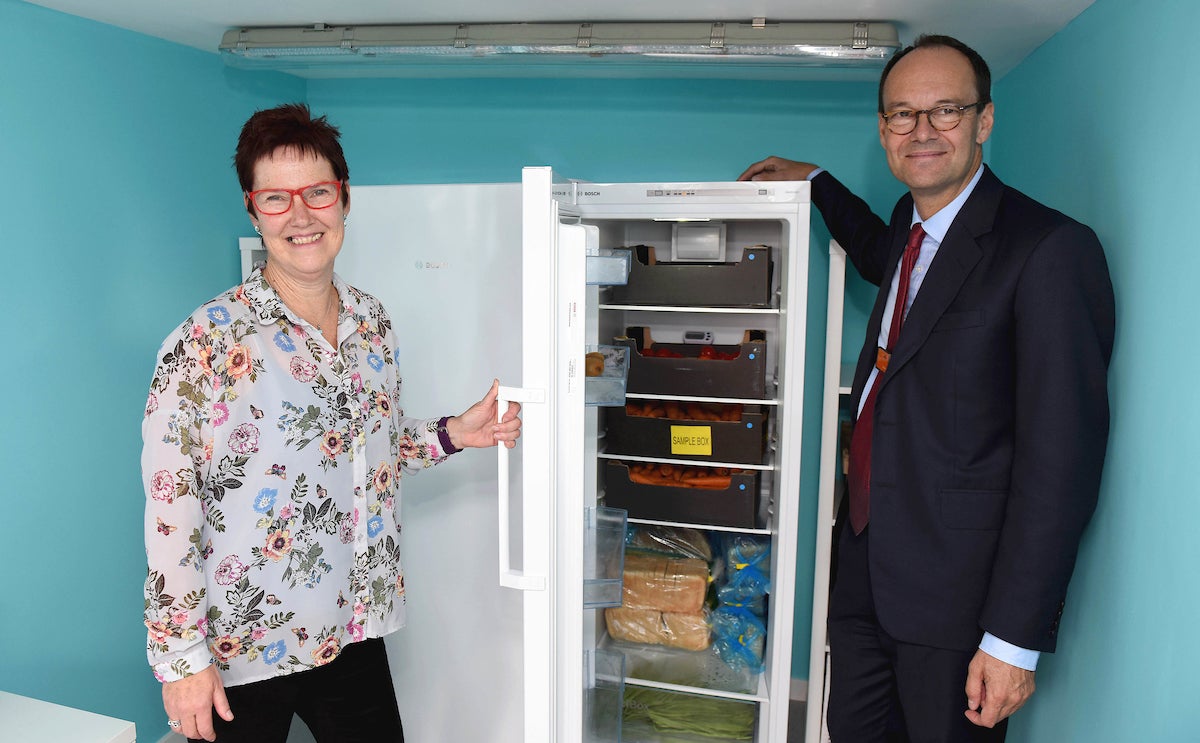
[142,268,451,687]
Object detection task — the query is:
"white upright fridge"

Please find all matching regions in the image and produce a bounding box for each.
[241,167,811,743]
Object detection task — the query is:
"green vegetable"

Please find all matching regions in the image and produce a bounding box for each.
[623,686,755,740]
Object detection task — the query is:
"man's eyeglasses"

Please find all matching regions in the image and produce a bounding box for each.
[880,102,982,135]
[247,181,343,215]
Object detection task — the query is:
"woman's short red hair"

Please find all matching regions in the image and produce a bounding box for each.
[234,103,350,214]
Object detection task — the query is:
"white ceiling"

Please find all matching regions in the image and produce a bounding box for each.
[23,0,1094,79]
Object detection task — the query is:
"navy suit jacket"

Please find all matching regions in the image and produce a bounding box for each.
[813,166,1115,652]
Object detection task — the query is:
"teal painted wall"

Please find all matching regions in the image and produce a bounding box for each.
[0,0,303,738]
[991,0,1200,739]
[19,0,1188,739]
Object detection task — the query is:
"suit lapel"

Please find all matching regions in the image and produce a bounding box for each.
[879,167,1003,387]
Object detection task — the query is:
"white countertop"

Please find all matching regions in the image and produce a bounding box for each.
[0,691,136,743]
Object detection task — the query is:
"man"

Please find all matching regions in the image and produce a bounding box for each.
[741,35,1114,741]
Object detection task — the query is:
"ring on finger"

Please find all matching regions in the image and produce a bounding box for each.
[168,719,182,729]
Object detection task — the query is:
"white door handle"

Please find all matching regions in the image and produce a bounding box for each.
[496,385,547,591]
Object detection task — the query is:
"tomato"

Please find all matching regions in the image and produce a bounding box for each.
[643,345,683,358]
[698,345,717,360]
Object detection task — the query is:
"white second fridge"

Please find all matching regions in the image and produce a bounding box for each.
[241,168,811,743]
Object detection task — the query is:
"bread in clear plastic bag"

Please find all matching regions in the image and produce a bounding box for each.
[621,551,710,614]
[605,606,711,651]
[625,524,713,562]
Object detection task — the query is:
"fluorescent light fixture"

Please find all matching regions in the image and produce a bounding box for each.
[219,20,899,73]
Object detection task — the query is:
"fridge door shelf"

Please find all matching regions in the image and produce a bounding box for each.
[585,649,626,743]
[587,248,633,286]
[585,506,629,609]
[586,345,630,407]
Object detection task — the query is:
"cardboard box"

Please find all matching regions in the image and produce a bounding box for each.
[616,329,768,399]
[609,245,774,308]
[605,403,768,464]
[604,460,760,529]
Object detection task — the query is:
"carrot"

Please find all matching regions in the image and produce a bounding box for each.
[628,471,660,486]
[680,476,732,489]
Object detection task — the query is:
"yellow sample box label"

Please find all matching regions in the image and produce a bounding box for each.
[670,425,713,456]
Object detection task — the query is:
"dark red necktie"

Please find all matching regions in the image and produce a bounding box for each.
[847,222,925,535]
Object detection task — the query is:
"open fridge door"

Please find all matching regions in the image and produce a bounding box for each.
[506,166,627,742]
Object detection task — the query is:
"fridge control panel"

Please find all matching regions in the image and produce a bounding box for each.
[551,180,810,205]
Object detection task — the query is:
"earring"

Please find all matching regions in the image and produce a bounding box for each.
[253,224,262,235]
[343,215,350,226]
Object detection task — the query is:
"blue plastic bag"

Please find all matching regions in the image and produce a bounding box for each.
[710,605,766,674]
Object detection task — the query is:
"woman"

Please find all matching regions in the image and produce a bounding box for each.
[142,103,521,742]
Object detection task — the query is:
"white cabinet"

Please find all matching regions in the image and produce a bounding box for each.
[0,691,136,743]
[804,241,848,743]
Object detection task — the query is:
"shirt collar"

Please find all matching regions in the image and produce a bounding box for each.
[240,266,362,329]
[910,164,985,244]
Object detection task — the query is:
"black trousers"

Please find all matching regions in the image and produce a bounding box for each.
[188,636,404,743]
[827,517,1008,743]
